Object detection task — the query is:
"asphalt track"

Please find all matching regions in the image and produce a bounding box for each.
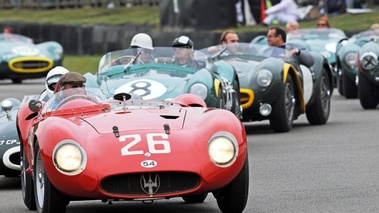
[1,80,379,213]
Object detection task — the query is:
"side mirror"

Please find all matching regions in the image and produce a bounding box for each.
[28,99,43,113]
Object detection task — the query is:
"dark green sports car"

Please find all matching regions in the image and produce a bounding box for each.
[0,33,64,84]
[204,43,334,133]
[84,47,241,118]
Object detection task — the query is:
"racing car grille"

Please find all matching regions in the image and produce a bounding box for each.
[10,57,54,73]
[101,172,200,196]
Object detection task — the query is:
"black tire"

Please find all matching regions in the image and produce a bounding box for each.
[214,153,249,213]
[306,68,331,125]
[21,144,36,210]
[11,78,22,84]
[358,72,378,109]
[34,143,67,213]
[342,71,358,99]
[182,193,208,203]
[269,74,295,133]
[337,70,344,96]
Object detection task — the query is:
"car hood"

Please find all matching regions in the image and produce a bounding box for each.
[80,107,187,134]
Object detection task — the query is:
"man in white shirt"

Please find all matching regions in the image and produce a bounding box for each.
[263,0,299,26]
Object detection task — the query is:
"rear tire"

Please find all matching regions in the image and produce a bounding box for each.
[358,72,378,109]
[306,68,331,125]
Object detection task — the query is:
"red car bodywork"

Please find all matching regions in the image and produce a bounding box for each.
[17,90,248,213]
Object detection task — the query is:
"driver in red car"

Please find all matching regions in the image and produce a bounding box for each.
[49,72,87,109]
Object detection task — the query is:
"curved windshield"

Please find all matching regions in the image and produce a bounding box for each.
[288,28,346,40]
[199,43,293,59]
[42,87,107,113]
[98,47,208,75]
[0,33,33,43]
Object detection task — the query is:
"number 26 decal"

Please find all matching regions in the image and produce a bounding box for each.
[119,133,171,156]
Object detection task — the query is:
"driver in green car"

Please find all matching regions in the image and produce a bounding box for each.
[172,35,205,69]
[266,26,314,67]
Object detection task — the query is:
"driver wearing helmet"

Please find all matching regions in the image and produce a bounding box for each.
[172,35,205,69]
[39,66,69,101]
[129,33,155,63]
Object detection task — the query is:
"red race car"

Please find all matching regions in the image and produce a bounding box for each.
[17,87,249,213]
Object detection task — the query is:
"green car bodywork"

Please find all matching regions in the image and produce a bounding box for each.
[356,36,379,109]
[207,43,334,133]
[0,33,64,84]
[336,29,379,99]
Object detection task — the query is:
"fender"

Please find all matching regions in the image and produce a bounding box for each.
[283,63,306,113]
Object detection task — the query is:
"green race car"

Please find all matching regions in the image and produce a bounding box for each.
[84,47,241,118]
[205,43,334,133]
[0,33,64,83]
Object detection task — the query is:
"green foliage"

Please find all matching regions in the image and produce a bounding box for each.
[63,55,101,74]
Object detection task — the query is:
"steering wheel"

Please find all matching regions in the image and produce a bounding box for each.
[56,95,100,109]
[113,55,144,65]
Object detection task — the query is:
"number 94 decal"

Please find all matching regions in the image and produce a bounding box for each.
[119,133,171,156]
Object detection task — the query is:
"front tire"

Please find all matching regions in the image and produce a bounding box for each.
[182,193,208,203]
[34,144,68,213]
[342,71,357,99]
[214,153,249,213]
[358,72,378,109]
[21,144,36,210]
[269,74,295,132]
[306,68,331,125]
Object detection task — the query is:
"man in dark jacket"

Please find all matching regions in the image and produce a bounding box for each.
[266,26,314,67]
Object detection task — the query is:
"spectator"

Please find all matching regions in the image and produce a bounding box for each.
[317,16,331,29]
[3,25,14,34]
[39,66,69,101]
[266,26,314,67]
[172,35,205,69]
[263,0,299,26]
[286,20,299,33]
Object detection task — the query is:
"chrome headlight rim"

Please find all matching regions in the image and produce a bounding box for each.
[189,83,208,100]
[52,139,87,176]
[208,131,238,168]
[344,52,357,68]
[255,69,273,87]
[359,51,378,70]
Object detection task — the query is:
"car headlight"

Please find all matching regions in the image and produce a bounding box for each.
[1,99,13,112]
[344,52,357,68]
[189,83,208,100]
[53,140,87,175]
[255,69,273,87]
[359,52,378,70]
[208,132,238,167]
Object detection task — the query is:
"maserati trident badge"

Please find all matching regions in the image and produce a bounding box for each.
[140,173,160,196]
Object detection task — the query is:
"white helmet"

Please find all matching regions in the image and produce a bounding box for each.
[130,33,153,50]
[45,66,69,97]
